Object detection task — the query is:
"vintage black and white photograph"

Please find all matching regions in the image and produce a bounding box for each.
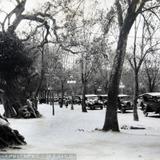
[0,0,160,160]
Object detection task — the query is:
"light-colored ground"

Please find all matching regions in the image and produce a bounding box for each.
[0,104,160,160]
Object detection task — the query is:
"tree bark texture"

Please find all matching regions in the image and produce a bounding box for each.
[1,88,40,119]
[82,79,87,112]
[133,70,139,121]
[103,26,130,131]
[60,82,64,108]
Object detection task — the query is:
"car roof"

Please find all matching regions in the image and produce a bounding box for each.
[118,94,129,97]
[85,94,130,97]
[98,94,108,97]
[141,92,160,97]
[85,94,98,97]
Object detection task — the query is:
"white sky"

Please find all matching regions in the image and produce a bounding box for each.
[0,0,114,32]
[0,0,45,14]
[0,0,114,68]
[0,0,114,13]
[0,0,125,69]
[1,0,160,71]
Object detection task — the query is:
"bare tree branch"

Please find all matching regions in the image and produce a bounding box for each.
[2,0,26,32]
[115,0,123,29]
[141,4,160,13]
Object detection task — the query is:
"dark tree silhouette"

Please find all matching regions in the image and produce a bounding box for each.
[0,32,35,118]
[103,0,149,131]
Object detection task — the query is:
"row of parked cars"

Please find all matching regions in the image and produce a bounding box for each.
[74,93,160,116]
[53,94,132,113]
[48,94,132,112]
[86,92,160,116]
[40,92,160,116]
[85,94,133,113]
[54,94,133,113]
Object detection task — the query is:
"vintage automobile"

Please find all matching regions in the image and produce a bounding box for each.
[54,97,59,102]
[64,95,82,106]
[140,92,160,117]
[85,94,103,110]
[118,94,133,113]
[98,94,108,107]
[73,95,82,105]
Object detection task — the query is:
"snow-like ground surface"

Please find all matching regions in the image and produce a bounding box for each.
[0,104,160,160]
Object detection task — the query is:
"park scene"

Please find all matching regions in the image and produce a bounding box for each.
[0,0,160,160]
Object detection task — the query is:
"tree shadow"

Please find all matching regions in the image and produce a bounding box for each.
[87,108,103,111]
[148,115,160,118]
[117,110,133,114]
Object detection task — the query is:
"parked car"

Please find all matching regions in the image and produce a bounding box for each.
[63,95,82,106]
[140,92,160,117]
[54,97,59,102]
[58,97,67,105]
[85,94,103,110]
[73,95,82,105]
[39,98,46,104]
[118,94,133,113]
[98,94,108,107]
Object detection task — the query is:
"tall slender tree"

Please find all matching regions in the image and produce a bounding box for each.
[103,0,151,131]
[127,16,160,121]
[143,55,160,92]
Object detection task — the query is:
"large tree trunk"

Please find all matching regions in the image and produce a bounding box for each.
[81,80,87,112]
[33,49,45,109]
[2,82,21,118]
[133,70,139,121]
[1,82,40,119]
[103,1,143,131]
[103,27,129,131]
[3,100,17,118]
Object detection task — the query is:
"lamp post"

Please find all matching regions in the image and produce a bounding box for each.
[67,80,76,110]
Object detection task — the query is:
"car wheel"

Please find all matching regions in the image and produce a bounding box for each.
[90,106,94,110]
[143,106,148,117]
[121,108,125,113]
